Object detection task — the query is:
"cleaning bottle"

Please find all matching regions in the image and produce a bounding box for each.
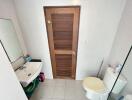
[115,64,122,73]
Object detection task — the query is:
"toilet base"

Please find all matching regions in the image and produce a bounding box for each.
[85,91,109,100]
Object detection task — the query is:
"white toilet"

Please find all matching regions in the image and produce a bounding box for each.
[83,67,127,100]
[124,95,132,100]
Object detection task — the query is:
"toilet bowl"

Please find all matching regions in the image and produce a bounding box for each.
[83,77,109,100]
[124,95,132,100]
[83,67,127,100]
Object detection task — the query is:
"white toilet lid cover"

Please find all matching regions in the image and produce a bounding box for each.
[83,77,106,92]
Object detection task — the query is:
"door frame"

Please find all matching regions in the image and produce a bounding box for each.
[44,6,80,79]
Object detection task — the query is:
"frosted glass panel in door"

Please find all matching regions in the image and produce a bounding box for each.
[0,19,23,62]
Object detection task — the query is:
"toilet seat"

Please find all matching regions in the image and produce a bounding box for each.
[83,77,109,100]
[83,77,106,92]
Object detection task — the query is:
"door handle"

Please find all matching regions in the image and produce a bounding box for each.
[47,20,52,24]
[72,51,76,56]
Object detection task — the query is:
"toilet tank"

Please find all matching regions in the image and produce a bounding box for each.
[112,74,127,94]
[103,67,127,94]
[103,68,117,91]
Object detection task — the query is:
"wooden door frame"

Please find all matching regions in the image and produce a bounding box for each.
[44,6,80,79]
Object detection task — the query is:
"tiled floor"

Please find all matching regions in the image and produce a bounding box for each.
[30,79,88,100]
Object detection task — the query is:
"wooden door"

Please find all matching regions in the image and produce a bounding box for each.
[44,6,80,79]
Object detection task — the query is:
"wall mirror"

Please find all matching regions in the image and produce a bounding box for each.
[0,19,23,63]
[108,46,132,100]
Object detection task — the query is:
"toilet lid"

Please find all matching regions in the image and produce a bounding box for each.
[83,77,106,92]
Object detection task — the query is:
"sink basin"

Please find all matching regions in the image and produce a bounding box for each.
[15,62,42,87]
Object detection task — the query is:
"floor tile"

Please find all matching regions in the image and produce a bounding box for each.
[41,85,55,98]
[42,79,56,86]
[76,88,87,100]
[39,99,51,100]
[40,98,64,100]
[52,86,65,99]
[32,85,55,99]
[65,80,86,100]
[30,79,86,100]
[65,79,75,88]
[65,79,82,88]
[54,79,66,87]
[64,87,76,99]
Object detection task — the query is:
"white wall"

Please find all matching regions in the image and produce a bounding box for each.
[108,0,132,95]
[0,0,27,55]
[108,0,132,66]
[0,42,28,100]
[13,0,126,79]
[13,0,53,78]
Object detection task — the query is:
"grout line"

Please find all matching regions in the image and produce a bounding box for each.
[64,80,66,100]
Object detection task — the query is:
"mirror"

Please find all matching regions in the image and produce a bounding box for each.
[108,46,132,100]
[0,19,23,63]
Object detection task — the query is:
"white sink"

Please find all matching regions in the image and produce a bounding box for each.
[15,62,42,87]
